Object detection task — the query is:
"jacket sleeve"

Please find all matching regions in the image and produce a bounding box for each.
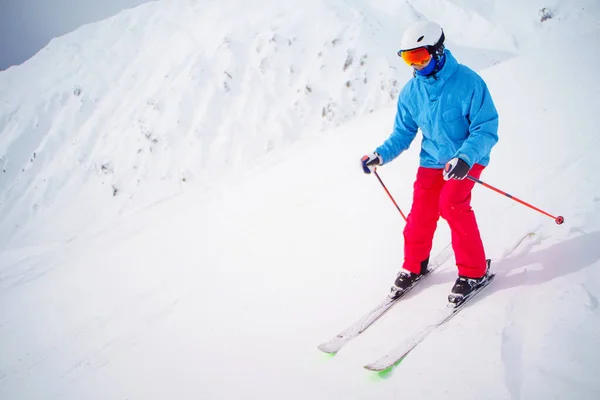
[375,88,418,164]
[454,79,499,166]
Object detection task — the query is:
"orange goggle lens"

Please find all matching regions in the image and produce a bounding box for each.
[398,47,431,66]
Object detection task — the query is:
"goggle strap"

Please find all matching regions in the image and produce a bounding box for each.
[429,31,445,55]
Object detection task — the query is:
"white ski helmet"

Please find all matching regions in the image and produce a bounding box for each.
[400,21,445,53]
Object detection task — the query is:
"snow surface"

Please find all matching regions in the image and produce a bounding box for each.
[1,0,600,399]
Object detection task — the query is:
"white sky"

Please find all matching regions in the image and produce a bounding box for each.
[0,0,153,70]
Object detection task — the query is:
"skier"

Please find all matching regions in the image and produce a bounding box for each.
[361,21,499,301]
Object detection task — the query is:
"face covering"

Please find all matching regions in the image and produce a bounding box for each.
[415,51,446,76]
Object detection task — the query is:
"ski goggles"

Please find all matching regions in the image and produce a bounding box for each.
[397,47,432,67]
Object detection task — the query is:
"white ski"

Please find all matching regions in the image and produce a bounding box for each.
[363,231,537,371]
[318,244,453,354]
[364,273,496,371]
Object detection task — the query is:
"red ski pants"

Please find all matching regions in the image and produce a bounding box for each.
[402,165,486,278]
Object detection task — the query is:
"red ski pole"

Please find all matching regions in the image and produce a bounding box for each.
[467,175,564,225]
[373,170,407,222]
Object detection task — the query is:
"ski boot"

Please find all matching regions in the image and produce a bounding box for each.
[389,257,429,299]
[448,259,492,305]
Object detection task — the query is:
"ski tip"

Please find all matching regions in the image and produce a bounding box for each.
[317,344,338,354]
[364,362,399,373]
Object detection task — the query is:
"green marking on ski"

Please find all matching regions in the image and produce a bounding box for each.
[369,356,405,379]
[380,356,404,376]
[320,351,336,360]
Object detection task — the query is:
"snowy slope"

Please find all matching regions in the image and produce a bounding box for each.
[1,0,600,399]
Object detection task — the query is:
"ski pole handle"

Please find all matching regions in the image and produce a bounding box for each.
[467,175,564,225]
[373,170,407,222]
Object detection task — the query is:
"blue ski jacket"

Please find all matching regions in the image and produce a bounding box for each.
[376,50,499,168]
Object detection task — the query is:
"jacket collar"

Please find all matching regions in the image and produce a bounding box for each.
[414,50,458,85]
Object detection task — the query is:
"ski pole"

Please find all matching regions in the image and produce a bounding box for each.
[373,170,407,222]
[466,175,564,225]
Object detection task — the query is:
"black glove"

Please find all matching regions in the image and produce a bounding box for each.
[443,157,470,180]
[361,153,382,174]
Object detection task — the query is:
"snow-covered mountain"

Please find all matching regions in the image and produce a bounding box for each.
[1,0,600,399]
[0,0,526,248]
